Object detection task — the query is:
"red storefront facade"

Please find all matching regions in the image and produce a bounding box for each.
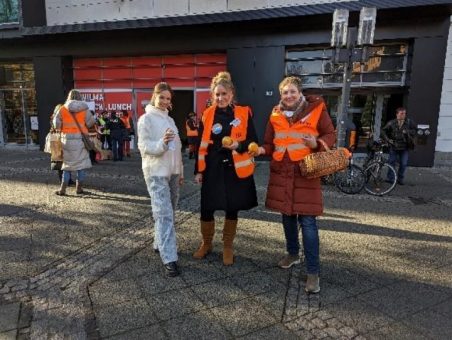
[73,53,226,141]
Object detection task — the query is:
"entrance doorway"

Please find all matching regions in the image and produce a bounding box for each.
[323,92,404,150]
[0,88,38,146]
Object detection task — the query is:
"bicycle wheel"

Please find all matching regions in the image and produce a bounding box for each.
[364,161,397,196]
[334,164,365,194]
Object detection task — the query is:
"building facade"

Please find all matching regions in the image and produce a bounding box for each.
[1,0,451,166]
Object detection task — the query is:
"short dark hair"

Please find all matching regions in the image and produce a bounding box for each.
[396,107,406,114]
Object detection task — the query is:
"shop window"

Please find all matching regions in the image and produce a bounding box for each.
[0,0,19,24]
[285,43,408,88]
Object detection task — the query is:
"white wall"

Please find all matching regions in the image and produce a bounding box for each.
[45,0,353,26]
[436,16,452,153]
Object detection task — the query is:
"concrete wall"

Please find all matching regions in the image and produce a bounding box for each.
[436,16,452,165]
[45,0,350,26]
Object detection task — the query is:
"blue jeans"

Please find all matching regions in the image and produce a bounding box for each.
[62,170,85,184]
[387,149,409,182]
[282,214,319,274]
[145,175,180,265]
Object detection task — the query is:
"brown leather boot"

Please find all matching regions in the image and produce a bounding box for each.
[223,219,237,266]
[193,220,215,259]
[75,181,84,194]
[55,182,67,196]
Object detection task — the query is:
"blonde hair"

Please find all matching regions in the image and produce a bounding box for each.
[279,76,303,94]
[66,89,82,102]
[150,82,173,106]
[210,71,235,100]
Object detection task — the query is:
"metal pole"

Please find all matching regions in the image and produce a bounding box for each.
[336,28,356,148]
[20,85,29,148]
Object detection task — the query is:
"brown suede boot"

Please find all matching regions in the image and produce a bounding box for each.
[193,220,215,259]
[76,181,84,195]
[55,182,67,196]
[223,219,237,266]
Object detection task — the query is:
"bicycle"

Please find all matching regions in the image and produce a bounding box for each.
[333,150,366,194]
[362,140,397,196]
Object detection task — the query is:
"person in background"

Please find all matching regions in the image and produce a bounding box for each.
[138,82,184,277]
[381,107,416,185]
[254,76,335,293]
[185,111,199,159]
[193,71,258,266]
[97,111,110,150]
[120,110,132,157]
[53,90,95,195]
[107,111,125,161]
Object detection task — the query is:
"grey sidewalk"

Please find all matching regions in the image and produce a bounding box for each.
[0,149,451,339]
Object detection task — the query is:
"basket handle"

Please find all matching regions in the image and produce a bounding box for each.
[316,138,330,152]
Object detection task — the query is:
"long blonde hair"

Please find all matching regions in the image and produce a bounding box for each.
[210,71,235,102]
[150,82,174,106]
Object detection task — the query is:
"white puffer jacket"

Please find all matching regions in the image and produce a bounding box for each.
[137,104,183,178]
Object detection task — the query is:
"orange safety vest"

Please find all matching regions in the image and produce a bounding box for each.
[186,119,199,137]
[198,105,255,179]
[60,106,88,135]
[270,103,324,161]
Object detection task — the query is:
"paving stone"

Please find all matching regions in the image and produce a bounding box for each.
[0,303,20,332]
[190,278,248,308]
[147,287,204,321]
[161,310,229,339]
[210,299,277,337]
[239,324,299,340]
[89,278,144,307]
[401,307,452,340]
[364,321,427,340]
[0,330,16,340]
[108,325,167,339]
[95,299,157,338]
[328,297,393,335]
[231,271,285,296]
[357,281,450,319]
[252,285,287,319]
[179,261,225,286]
[136,271,187,297]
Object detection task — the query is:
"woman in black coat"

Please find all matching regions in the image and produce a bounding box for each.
[193,71,258,265]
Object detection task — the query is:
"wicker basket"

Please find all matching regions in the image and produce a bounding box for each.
[299,139,351,179]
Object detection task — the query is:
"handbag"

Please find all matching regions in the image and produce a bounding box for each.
[45,132,63,161]
[299,139,351,179]
[68,111,95,151]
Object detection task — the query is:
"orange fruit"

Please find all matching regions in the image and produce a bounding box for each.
[222,136,233,146]
[248,142,259,153]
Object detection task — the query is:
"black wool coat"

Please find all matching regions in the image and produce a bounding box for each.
[195,105,258,213]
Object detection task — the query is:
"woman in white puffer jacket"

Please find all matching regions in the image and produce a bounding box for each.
[137,82,184,277]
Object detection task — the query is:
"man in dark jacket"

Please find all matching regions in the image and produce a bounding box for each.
[381,107,416,185]
[106,111,125,161]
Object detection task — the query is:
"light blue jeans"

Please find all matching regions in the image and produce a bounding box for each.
[62,170,85,184]
[145,175,180,264]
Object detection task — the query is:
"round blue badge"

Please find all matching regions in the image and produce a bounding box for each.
[212,123,223,135]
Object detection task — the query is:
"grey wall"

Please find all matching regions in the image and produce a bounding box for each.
[33,56,73,149]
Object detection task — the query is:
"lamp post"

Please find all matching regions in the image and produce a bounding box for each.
[331,7,377,147]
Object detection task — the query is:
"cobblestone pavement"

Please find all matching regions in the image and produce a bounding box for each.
[0,149,451,339]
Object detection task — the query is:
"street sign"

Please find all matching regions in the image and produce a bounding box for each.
[357,7,377,46]
[331,9,349,47]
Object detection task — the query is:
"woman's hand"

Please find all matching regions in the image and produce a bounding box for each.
[249,146,266,157]
[303,135,318,149]
[194,173,203,184]
[163,128,175,145]
[222,140,239,151]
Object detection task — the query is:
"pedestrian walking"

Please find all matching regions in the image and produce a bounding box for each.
[53,90,95,195]
[137,82,184,277]
[381,107,416,185]
[254,76,335,293]
[193,71,258,266]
